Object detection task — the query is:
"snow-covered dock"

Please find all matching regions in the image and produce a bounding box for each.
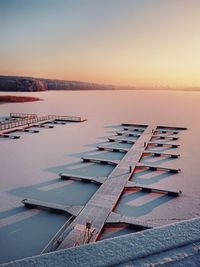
[3,217,199,267]
[21,122,186,253]
[0,112,87,132]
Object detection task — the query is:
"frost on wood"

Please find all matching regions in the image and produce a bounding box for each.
[1,217,200,267]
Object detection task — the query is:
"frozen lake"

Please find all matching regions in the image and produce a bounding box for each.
[0,90,200,263]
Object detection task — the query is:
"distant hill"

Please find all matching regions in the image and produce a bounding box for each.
[0,75,120,92]
[0,75,199,92]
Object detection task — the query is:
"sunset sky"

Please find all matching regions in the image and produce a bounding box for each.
[0,0,200,87]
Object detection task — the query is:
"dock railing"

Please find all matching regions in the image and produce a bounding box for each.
[0,116,49,131]
[40,216,74,254]
[0,113,85,131]
[10,113,38,119]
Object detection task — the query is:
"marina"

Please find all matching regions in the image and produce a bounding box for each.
[0,89,199,264]
[21,122,186,251]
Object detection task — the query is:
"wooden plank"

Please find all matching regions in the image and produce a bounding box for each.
[121,123,148,128]
[157,125,187,130]
[106,212,158,229]
[136,163,181,173]
[32,124,54,128]
[148,142,180,148]
[22,198,83,217]
[125,181,181,196]
[22,129,39,133]
[156,130,179,134]
[123,127,144,132]
[143,150,180,158]
[0,134,20,139]
[116,131,141,137]
[152,135,179,140]
[82,157,119,165]
[108,137,135,144]
[60,173,106,184]
[97,145,129,153]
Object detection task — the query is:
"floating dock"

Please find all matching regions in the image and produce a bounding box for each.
[22,129,39,133]
[148,142,180,148]
[82,156,119,165]
[56,124,170,249]
[152,135,179,140]
[97,145,129,153]
[108,137,135,144]
[60,173,106,185]
[22,198,83,217]
[22,122,186,252]
[124,182,181,196]
[136,163,180,173]
[123,127,144,132]
[116,131,141,137]
[0,112,87,138]
[106,212,158,229]
[0,134,20,139]
[143,150,180,158]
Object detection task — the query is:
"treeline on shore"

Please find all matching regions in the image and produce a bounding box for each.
[0,75,121,92]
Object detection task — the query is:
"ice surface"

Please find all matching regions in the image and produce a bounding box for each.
[0,90,200,263]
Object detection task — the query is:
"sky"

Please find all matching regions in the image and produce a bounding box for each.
[0,0,200,87]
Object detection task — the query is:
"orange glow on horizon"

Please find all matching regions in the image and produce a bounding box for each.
[1,1,200,88]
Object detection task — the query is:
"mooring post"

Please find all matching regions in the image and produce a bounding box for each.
[86,222,92,243]
[129,165,132,173]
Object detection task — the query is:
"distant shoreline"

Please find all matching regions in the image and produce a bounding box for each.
[0,95,41,104]
[0,75,200,92]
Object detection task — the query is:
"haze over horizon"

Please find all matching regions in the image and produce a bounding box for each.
[1,0,200,88]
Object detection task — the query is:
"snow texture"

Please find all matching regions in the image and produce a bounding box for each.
[1,217,200,267]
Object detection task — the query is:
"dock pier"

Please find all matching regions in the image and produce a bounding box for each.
[21,122,186,251]
[0,112,87,138]
[22,199,83,217]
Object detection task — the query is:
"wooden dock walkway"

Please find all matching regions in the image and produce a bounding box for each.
[0,113,87,132]
[124,182,181,196]
[60,173,106,185]
[57,125,156,249]
[106,212,158,229]
[22,198,83,217]
[21,122,186,252]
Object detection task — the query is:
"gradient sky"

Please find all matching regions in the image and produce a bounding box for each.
[0,0,200,87]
